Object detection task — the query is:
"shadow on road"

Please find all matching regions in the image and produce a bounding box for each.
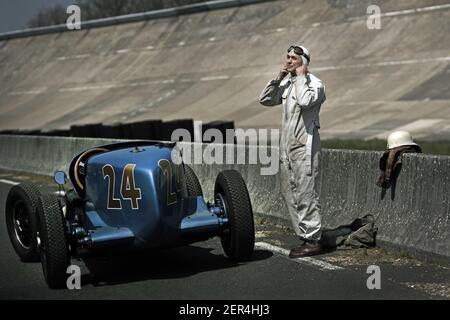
[80,244,273,287]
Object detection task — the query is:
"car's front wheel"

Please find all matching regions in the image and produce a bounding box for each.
[215,170,254,262]
[37,194,70,289]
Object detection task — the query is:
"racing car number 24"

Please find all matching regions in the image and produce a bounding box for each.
[102,163,142,210]
[102,160,183,210]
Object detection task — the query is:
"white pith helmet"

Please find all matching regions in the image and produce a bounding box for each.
[387,131,418,149]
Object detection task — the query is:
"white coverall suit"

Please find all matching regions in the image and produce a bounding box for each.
[259,73,326,241]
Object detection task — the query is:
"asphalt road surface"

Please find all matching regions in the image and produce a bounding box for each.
[0,174,448,300]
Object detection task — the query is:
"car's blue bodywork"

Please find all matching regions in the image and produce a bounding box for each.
[68,141,227,251]
[6,140,253,289]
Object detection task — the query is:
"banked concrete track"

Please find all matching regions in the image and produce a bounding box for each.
[0,0,449,140]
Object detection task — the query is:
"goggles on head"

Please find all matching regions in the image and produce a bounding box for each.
[288,45,310,63]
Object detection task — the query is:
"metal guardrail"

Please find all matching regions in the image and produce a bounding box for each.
[0,0,276,41]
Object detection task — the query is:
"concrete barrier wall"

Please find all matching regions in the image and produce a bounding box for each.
[0,135,448,263]
[0,135,121,176]
[319,150,450,263]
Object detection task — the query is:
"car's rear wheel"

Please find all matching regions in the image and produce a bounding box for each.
[5,183,41,262]
[184,164,203,197]
[37,194,70,289]
[215,170,254,261]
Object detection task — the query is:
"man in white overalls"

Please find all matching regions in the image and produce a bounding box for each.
[259,45,326,257]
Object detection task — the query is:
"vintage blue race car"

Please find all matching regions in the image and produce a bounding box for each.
[5,140,255,288]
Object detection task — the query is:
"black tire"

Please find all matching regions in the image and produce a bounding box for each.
[215,170,254,261]
[5,183,41,262]
[184,164,203,197]
[37,194,70,289]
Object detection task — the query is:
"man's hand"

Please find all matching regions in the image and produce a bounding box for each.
[276,63,289,81]
[294,64,308,76]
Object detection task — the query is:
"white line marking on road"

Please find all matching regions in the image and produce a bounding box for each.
[56,54,92,61]
[9,88,47,95]
[200,75,230,81]
[382,9,416,17]
[312,56,450,72]
[383,4,450,17]
[347,3,450,22]
[415,4,450,12]
[59,84,117,92]
[255,242,343,271]
[0,179,20,185]
[74,54,92,59]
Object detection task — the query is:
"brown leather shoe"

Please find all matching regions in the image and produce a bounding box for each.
[289,241,323,258]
